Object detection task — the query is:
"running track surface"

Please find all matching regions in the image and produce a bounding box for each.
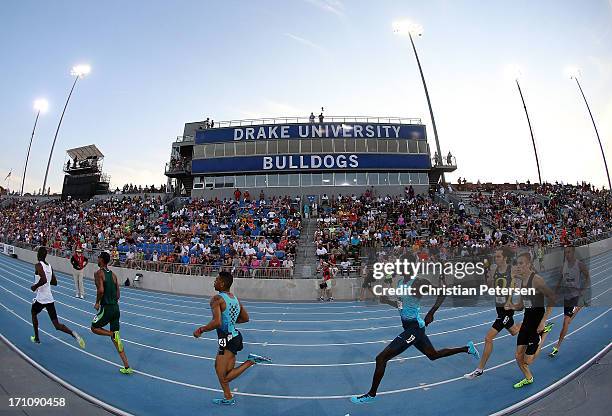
[0,253,610,416]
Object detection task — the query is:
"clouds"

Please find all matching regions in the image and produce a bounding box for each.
[304,0,345,18]
[284,33,328,54]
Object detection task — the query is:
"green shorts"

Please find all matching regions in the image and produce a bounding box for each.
[92,304,120,332]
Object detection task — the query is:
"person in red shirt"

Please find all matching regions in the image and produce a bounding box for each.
[319,263,334,301]
[234,188,241,201]
[70,247,88,299]
[268,256,280,268]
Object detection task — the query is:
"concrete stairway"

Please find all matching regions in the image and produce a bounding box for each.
[293,217,318,279]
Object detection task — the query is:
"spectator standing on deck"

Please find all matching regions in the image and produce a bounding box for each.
[309,112,315,123]
[70,247,88,299]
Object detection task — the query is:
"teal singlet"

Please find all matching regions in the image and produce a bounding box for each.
[217,292,240,337]
[398,278,425,328]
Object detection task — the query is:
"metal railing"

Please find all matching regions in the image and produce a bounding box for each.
[3,241,295,279]
[165,161,191,175]
[432,155,457,167]
[173,135,194,143]
[208,116,423,129]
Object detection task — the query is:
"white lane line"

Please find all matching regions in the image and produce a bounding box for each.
[0,272,504,333]
[2,266,611,337]
[23,252,612,312]
[0,261,474,322]
[0,297,608,399]
[0,333,134,416]
[0,258,459,317]
[3,251,609,312]
[1,282,610,368]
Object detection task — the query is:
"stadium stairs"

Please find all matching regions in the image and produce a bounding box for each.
[293,217,318,278]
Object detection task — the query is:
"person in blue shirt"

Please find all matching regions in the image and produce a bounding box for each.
[193,272,271,406]
[351,276,480,404]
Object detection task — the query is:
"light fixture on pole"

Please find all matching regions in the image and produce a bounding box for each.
[393,20,445,184]
[21,99,49,195]
[507,65,542,184]
[42,64,91,195]
[565,67,610,189]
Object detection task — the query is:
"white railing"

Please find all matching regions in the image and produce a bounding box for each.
[209,116,422,128]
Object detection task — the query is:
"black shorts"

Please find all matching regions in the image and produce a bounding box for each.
[31,301,57,321]
[517,307,545,355]
[218,331,243,356]
[388,320,433,355]
[319,282,328,290]
[362,279,373,289]
[492,307,515,332]
[564,297,579,317]
[91,304,121,332]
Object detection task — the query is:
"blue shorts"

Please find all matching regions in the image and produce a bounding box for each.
[388,320,433,355]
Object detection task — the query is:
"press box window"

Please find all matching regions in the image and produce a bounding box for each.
[256,141,267,155]
[301,140,312,153]
[288,140,300,153]
[322,139,333,153]
[235,142,246,157]
[245,142,256,155]
[214,143,225,157]
[267,140,278,155]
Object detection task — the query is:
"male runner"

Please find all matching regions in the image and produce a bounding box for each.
[90,252,132,374]
[351,276,480,404]
[511,252,555,388]
[549,246,589,357]
[30,247,85,349]
[193,271,271,406]
[465,247,523,379]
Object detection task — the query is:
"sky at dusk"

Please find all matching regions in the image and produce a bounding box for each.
[1,0,611,192]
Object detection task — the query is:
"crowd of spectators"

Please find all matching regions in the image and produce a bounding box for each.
[167,156,191,173]
[468,182,610,247]
[0,183,609,280]
[115,183,169,194]
[0,192,301,279]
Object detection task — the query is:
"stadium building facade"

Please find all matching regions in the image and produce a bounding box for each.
[165,116,456,199]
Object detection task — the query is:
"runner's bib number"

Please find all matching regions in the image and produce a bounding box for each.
[218,333,234,347]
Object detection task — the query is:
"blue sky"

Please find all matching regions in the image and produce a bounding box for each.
[1,0,611,192]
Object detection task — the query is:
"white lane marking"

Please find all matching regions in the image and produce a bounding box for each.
[2,251,608,312]
[0,272,507,333]
[0,298,608,399]
[0,258,461,317]
[1,264,611,338]
[1,282,610,368]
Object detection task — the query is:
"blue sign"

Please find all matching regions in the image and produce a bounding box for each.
[195,123,426,144]
[192,154,431,174]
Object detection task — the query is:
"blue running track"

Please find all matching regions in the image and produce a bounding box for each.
[0,252,610,416]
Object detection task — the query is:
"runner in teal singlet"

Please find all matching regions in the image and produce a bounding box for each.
[193,271,272,406]
[351,276,480,404]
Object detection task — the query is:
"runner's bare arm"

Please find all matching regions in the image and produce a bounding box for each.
[379,295,399,308]
[193,295,222,337]
[579,261,590,295]
[31,263,47,291]
[534,275,555,330]
[425,292,446,326]
[94,270,104,308]
[50,270,58,286]
[113,272,120,301]
[236,301,249,323]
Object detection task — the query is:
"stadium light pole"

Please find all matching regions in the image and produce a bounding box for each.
[508,66,542,184]
[565,67,611,190]
[42,64,91,195]
[21,99,49,195]
[393,20,445,184]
